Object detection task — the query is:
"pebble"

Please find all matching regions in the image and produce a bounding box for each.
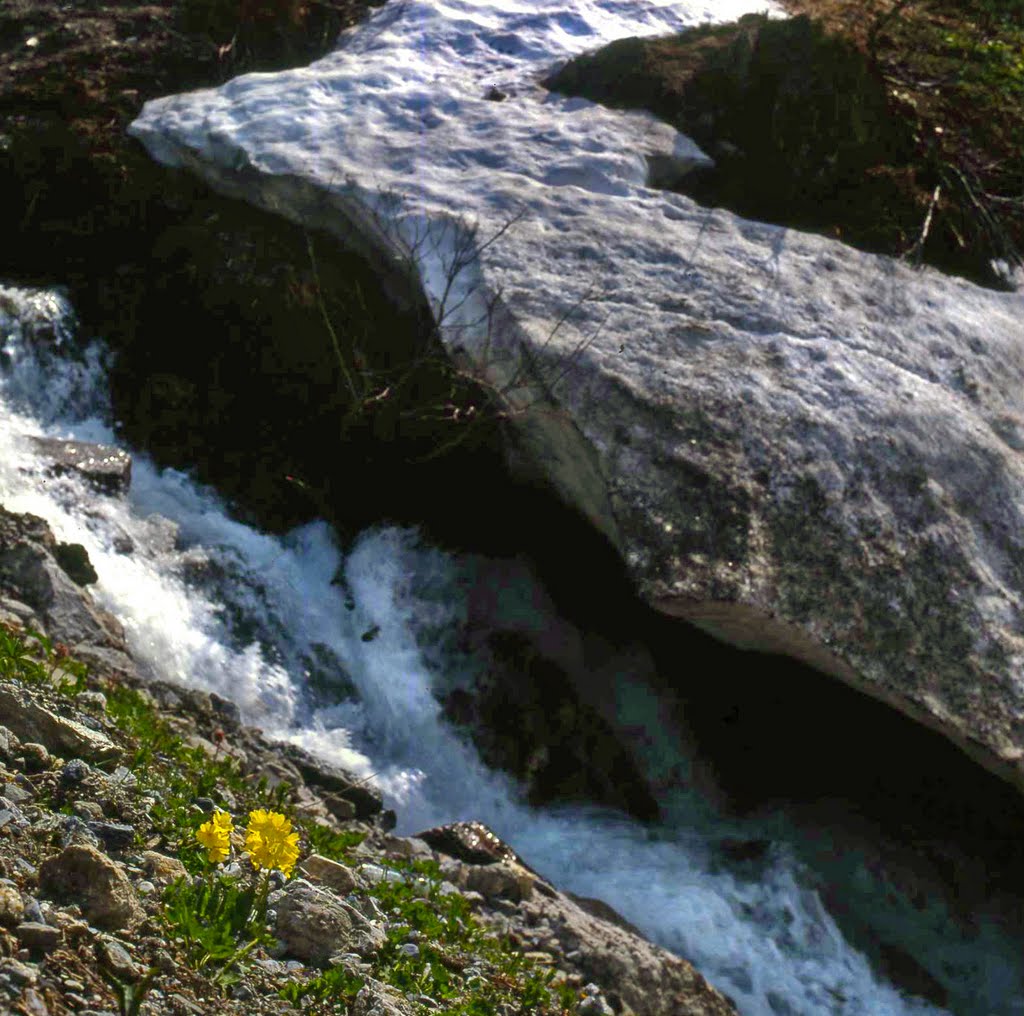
[0,885,24,926]
[20,744,50,773]
[0,956,38,985]
[16,923,62,953]
[398,942,420,958]
[60,759,91,787]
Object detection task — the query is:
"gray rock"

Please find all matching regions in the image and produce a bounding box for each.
[351,979,419,1016]
[276,744,383,818]
[0,506,124,649]
[96,938,141,980]
[0,725,21,761]
[0,689,120,763]
[87,822,135,852]
[29,437,132,495]
[274,879,385,966]
[38,844,143,930]
[512,889,735,1016]
[128,3,1024,793]
[0,957,37,986]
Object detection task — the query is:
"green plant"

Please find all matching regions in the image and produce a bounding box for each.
[99,965,159,1016]
[162,873,274,988]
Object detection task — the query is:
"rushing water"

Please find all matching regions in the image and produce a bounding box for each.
[2,283,1021,1016]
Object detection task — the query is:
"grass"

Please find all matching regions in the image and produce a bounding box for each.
[0,621,583,1013]
[778,0,1024,283]
[282,856,579,1014]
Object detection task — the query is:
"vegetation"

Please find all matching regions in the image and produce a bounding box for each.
[780,0,1024,284]
[0,621,587,1013]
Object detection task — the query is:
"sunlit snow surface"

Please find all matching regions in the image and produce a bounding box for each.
[3,285,1000,1015]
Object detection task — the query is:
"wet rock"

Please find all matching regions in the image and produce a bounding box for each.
[38,844,143,930]
[415,821,521,866]
[53,543,98,587]
[277,744,382,818]
[29,437,132,495]
[0,689,120,764]
[0,507,124,649]
[273,879,384,966]
[298,854,357,896]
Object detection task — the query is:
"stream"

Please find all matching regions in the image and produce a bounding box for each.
[2,282,1022,1015]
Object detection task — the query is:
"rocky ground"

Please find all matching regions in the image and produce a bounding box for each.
[0,488,736,1016]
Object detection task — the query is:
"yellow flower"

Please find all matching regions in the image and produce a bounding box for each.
[196,810,234,864]
[245,809,300,877]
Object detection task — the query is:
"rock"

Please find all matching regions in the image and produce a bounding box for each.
[298,854,358,896]
[0,508,125,650]
[29,437,132,495]
[514,890,736,1016]
[0,957,37,986]
[276,745,383,818]
[140,851,187,885]
[15,922,62,953]
[38,844,143,930]
[87,822,135,852]
[20,743,50,774]
[0,885,24,926]
[321,792,356,822]
[52,543,98,587]
[414,821,521,866]
[460,862,534,902]
[129,0,1024,800]
[96,938,141,981]
[0,689,120,764]
[351,979,419,1016]
[273,879,384,966]
[0,726,21,762]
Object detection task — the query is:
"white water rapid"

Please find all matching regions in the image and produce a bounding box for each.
[2,284,1021,1015]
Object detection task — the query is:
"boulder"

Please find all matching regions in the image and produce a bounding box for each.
[130,0,1024,795]
[515,890,736,1016]
[38,844,143,930]
[297,854,358,896]
[273,879,384,965]
[0,689,120,764]
[0,506,124,650]
[29,437,132,495]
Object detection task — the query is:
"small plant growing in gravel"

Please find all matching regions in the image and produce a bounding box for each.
[163,807,301,987]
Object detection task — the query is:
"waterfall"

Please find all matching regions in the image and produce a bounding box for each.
[4,282,1019,1015]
